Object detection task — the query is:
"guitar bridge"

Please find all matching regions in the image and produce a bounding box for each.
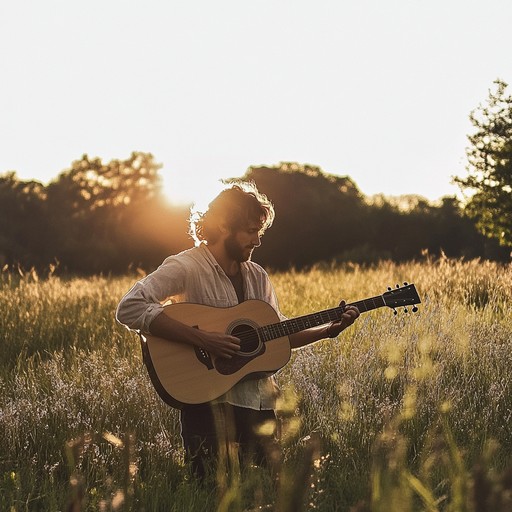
[191,325,214,369]
[194,346,214,369]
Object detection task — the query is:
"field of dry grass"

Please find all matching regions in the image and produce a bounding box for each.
[1,257,511,510]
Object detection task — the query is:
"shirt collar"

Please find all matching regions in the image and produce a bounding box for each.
[199,242,249,276]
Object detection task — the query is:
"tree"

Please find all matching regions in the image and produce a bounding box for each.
[0,172,47,268]
[241,162,369,268]
[43,152,191,273]
[455,79,512,248]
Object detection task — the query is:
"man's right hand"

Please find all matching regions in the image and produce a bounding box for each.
[149,312,241,359]
[196,331,241,359]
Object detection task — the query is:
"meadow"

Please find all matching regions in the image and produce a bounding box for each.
[1,257,511,511]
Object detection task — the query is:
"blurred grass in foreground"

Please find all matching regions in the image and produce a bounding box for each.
[1,257,511,511]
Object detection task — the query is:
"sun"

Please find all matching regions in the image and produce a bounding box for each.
[161,170,227,211]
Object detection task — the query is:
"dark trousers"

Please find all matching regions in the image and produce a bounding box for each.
[180,402,279,479]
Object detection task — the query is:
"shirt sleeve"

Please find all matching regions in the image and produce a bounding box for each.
[266,279,287,322]
[115,256,186,333]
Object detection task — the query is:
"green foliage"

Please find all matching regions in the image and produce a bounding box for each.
[455,79,512,247]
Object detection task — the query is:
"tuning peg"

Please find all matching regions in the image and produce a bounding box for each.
[412,306,418,313]
[396,284,400,288]
[403,282,408,286]
[388,287,392,291]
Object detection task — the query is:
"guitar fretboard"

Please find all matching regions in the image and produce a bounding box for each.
[257,294,386,342]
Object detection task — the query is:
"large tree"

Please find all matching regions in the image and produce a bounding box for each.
[455,79,512,248]
[43,152,190,273]
[242,162,369,268]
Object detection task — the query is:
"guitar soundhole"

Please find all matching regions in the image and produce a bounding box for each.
[231,324,260,354]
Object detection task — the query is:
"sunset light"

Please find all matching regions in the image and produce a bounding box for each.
[2,1,512,508]
[162,169,227,211]
[4,1,511,202]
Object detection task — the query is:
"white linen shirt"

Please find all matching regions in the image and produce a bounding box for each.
[116,243,285,410]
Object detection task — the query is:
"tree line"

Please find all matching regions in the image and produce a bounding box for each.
[245,163,510,269]
[0,153,190,275]
[1,80,511,275]
[0,155,508,275]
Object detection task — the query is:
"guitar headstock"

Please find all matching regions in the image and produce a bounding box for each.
[383,283,421,314]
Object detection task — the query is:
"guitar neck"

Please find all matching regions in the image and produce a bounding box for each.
[258,294,385,342]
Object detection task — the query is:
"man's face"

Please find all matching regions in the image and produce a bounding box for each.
[224,221,262,263]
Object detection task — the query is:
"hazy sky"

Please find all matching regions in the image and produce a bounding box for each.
[1,0,511,205]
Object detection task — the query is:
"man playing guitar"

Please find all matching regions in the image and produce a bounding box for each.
[116,181,360,479]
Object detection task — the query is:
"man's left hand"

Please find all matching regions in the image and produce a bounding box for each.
[327,300,360,338]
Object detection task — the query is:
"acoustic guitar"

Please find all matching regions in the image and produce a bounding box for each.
[140,283,421,408]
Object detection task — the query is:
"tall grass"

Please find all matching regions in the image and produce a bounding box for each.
[1,257,511,510]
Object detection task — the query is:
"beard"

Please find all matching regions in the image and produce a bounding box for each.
[224,234,254,262]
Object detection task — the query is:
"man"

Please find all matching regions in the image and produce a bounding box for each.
[116,181,359,478]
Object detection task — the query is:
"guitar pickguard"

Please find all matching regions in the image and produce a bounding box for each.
[214,344,266,375]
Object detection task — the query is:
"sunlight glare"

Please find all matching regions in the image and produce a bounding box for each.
[162,170,227,211]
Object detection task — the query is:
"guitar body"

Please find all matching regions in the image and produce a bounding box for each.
[140,284,421,409]
[141,300,291,408]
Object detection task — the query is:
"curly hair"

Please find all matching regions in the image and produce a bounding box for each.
[189,181,274,245]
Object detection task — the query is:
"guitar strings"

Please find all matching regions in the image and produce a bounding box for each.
[231,296,391,344]
[228,290,416,348]
[232,305,346,346]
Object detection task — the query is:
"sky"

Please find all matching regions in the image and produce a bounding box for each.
[1,0,511,206]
